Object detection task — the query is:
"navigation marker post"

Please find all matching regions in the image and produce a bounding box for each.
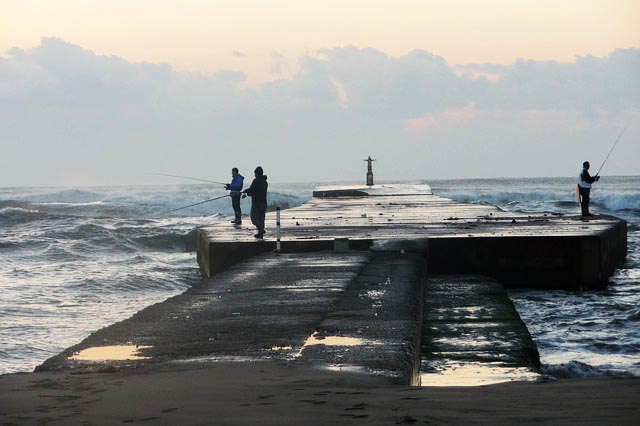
[276,207,282,253]
[364,156,375,186]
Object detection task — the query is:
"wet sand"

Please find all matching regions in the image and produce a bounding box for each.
[1,361,639,425]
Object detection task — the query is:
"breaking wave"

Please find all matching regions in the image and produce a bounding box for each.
[17,188,105,204]
[437,190,640,214]
[542,361,637,379]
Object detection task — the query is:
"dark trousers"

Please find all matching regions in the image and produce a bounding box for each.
[251,201,267,233]
[231,195,242,223]
[579,186,591,216]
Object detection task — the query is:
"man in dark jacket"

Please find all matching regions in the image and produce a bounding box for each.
[243,166,268,238]
[225,167,244,225]
[578,161,600,217]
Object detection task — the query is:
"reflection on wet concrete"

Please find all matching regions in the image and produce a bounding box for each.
[296,332,382,358]
[295,332,384,359]
[69,345,152,361]
[420,361,540,387]
[302,332,372,347]
[421,275,541,387]
[270,345,293,351]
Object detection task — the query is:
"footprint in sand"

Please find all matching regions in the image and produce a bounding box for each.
[395,416,417,424]
[345,403,368,411]
[300,399,327,405]
[258,394,276,400]
[339,413,369,419]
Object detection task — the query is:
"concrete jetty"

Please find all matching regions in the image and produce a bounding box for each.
[34,182,626,388]
[198,183,626,290]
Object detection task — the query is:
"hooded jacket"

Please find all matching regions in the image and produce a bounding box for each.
[228,173,244,195]
[244,175,268,203]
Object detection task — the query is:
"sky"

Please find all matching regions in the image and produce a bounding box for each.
[1,0,639,186]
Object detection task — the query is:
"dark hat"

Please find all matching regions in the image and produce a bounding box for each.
[254,166,264,175]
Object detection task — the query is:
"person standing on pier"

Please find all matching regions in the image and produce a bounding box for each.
[578,161,600,217]
[243,166,268,238]
[225,167,244,225]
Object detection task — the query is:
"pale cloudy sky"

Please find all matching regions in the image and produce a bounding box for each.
[1,1,639,185]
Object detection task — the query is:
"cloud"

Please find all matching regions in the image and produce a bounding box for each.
[232,50,246,58]
[454,63,510,75]
[480,51,640,111]
[0,38,638,185]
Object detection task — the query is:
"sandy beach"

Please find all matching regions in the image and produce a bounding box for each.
[1,361,639,425]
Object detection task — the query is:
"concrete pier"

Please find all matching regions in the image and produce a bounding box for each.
[198,184,626,290]
[34,183,627,387]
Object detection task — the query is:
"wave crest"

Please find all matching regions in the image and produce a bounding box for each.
[542,361,634,378]
[437,190,640,213]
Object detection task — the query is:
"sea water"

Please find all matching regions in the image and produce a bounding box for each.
[1,178,638,377]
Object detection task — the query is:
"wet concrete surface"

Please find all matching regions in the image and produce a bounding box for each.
[421,275,540,386]
[37,251,432,384]
[296,252,426,384]
[200,187,622,244]
[37,252,371,372]
[198,185,626,289]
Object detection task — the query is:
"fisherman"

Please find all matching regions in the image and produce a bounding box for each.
[225,167,244,225]
[242,166,268,239]
[578,161,600,217]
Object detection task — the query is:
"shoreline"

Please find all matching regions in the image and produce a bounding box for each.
[2,361,639,424]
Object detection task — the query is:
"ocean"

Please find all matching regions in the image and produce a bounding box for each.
[1,177,638,378]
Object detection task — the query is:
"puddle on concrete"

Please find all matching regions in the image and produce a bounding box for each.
[286,288,343,293]
[420,361,540,387]
[296,332,382,357]
[172,356,263,363]
[302,332,381,347]
[430,336,492,347]
[324,364,368,374]
[270,345,293,351]
[365,289,386,299]
[69,345,152,361]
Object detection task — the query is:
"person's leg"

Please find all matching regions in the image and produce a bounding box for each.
[250,203,258,230]
[257,202,267,235]
[580,187,591,216]
[232,195,241,223]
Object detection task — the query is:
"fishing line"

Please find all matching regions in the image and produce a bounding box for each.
[157,194,230,216]
[146,172,227,185]
[595,119,632,176]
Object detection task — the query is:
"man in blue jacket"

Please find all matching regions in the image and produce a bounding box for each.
[225,167,244,225]
[243,166,268,239]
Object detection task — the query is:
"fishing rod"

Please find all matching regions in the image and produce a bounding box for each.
[157,194,230,216]
[595,119,631,176]
[147,172,227,185]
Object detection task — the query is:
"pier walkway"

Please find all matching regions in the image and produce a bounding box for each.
[34,183,624,387]
[37,251,540,387]
[198,184,626,290]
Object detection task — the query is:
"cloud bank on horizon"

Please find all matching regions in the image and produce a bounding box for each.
[1,38,638,186]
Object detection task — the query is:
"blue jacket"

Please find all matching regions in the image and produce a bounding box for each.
[228,174,244,195]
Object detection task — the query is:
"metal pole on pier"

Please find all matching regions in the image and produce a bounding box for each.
[276,207,282,253]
